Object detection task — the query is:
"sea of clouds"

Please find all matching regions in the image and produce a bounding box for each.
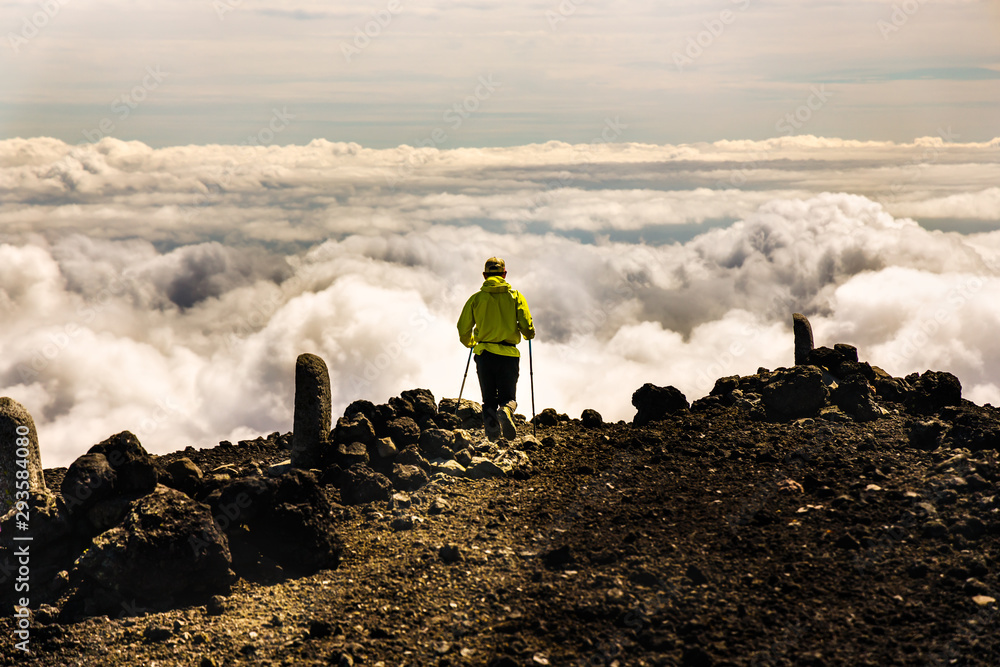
[1,134,999,467]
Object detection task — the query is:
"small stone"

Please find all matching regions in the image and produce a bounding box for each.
[391,492,412,509]
[921,521,950,539]
[143,625,173,642]
[429,497,451,515]
[376,437,397,459]
[964,578,990,596]
[206,595,228,616]
[532,654,551,665]
[972,595,996,607]
[390,516,414,531]
[834,534,862,550]
[685,564,709,585]
[267,459,292,476]
[465,457,507,480]
[430,459,466,477]
[308,619,333,638]
[439,544,463,563]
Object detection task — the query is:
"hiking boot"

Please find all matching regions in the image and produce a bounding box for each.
[498,404,517,441]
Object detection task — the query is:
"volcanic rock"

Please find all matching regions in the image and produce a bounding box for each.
[0,397,47,500]
[632,383,689,426]
[792,312,814,366]
[340,464,393,505]
[904,370,962,416]
[387,417,420,448]
[162,457,204,498]
[761,366,827,420]
[66,485,234,617]
[581,409,603,428]
[88,431,158,496]
[392,463,429,492]
[292,353,332,469]
[61,453,117,516]
[419,429,455,460]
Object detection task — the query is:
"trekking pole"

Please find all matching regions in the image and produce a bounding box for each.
[529,339,536,436]
[456,347,473,412]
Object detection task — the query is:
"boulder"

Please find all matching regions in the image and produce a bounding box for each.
[762,366,828,420]
[291,353,332,469]
[88,431,158,496]
[905,371,962,416]
[0,398,47,509]
[581,409,603,428]
[792,313,814,366]
[632,383,689,426]
[439,398,483,430]
[390,388,437,420]
[386,417,420,448]
[332,414,377,447]
[67,485,234,616]
[532,408,560,427]
[335,441,370,467]
[392,463,430,492]
[339,464,393,505]
[419,429,455,460]
[375,437,398,460]
[466,458,507,480]
[61,453,117,517]
[220,469,343,576]
[395,447,431,473]
[162,457,204,498]
[832,376,885,422]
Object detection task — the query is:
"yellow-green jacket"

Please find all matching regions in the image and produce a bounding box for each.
[457,277,535,357]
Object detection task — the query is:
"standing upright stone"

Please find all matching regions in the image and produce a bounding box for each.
[0,398,47,515]
[792,313,814,366]
[292,353,332,469]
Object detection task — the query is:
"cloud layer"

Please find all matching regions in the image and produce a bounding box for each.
[2,136,1000,466]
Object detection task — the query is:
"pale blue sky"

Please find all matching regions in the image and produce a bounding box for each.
[2,0,999,146]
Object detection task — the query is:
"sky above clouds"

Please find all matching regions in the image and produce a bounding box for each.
[0,1,999,467]
[1,0,999,146]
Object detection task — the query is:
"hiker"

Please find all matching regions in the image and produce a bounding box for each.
[457,257,535,441]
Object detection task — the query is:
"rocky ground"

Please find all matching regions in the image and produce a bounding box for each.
[2,342,1000,666]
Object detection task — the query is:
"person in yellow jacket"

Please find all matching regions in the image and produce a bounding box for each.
[457,257,535,441]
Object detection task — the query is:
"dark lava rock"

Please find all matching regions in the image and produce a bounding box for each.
[762,366,827,421]
[391,388,438,420]
[213,470,342,576]
[832,375,883,422]
[792,312,814,366]
[392,463,429,492]
[333,414,377,447]
[386,417,420,448]
[340,464,393,505]
[395,447,431,473]
[335,442,370,468]
[533,408,560,427]
[909,419,950,450]
[162,457,204,498]
[88,431,158,496]
[0,397,47,497]
[632,383,689,426]
[291,352,332,469]
[67,485,234,616]
[581,409,603,428]
[61,453,117,516]
[419,429,454,460]
[904,370,962,416]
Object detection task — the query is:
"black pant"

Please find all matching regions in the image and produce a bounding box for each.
[475,351,519,427]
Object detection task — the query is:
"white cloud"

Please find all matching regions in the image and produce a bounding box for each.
[2,137,1000,467]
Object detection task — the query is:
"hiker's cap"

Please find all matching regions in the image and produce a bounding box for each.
[484,257,505,274]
